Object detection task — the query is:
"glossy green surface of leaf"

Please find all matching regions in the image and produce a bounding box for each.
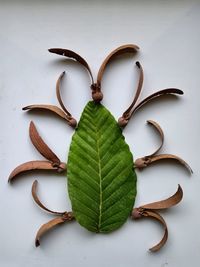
[67,101,137,232]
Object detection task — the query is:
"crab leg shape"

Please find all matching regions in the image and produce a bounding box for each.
[117,61,184,127]
[32,180,74,247]
[48,47,94,84]
[134,120,192,173]
[43,45,184,127]
[33,182,183,250]
[23,72,77,128]
[49,44,140,103]
[96,45,183,118]
[132,185,183,252]
[8,121,66,182]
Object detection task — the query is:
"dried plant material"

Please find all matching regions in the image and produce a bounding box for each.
[29,121,67,171]
[97,44,139,87]
[8,160,62,183]
[146,120,164,156]
[144,210,168,252]
[8,44,192,252]
[23,72,77,128]
[112,51,184,127]
[135,154,192,173]
[147,154,192,173]
[30,121,61,165]
[118,61,144,127]
[132,88,183,117]
[56,72,72,116]
[115,61,184,127]
[120,88,183,127]
[48,48,94,83]
[32,180,66,215]
[32,180,74,247]
[132,185,182,251]
[8,122,67,182]
[35,215,73,247]
[141,184,183,210]
[23,105,76,126]
[135,120,192,173]
[94,44,139,103]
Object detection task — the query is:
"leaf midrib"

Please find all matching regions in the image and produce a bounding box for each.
[93,108,118,231]
[96,123,102,232]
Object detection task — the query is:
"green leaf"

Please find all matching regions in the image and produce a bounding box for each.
[67,101,137,232]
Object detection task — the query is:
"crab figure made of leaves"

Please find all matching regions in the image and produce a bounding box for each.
[8,44,192,252]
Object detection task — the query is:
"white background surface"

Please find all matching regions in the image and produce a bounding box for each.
[0,1,200,266]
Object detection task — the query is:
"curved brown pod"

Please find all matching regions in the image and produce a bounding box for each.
[118,61,144,127]
[121,88,184,127]
[56,71,71,117]
[55,72,77,127]
[145,210,168,252]
[132,88,184,116]
[35,212,74,247]
[32,180,67,215]
[48,48,94,84]
[8,160,63,183]
[145,119,164,156]
[29,121,61,165]
[97,44,139,86]
[23,104,72,123]
[35,217,67,247]
[135,154,192,173]
[132,185,183,252]
[141,184,183,210]
[147,154,193,173]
